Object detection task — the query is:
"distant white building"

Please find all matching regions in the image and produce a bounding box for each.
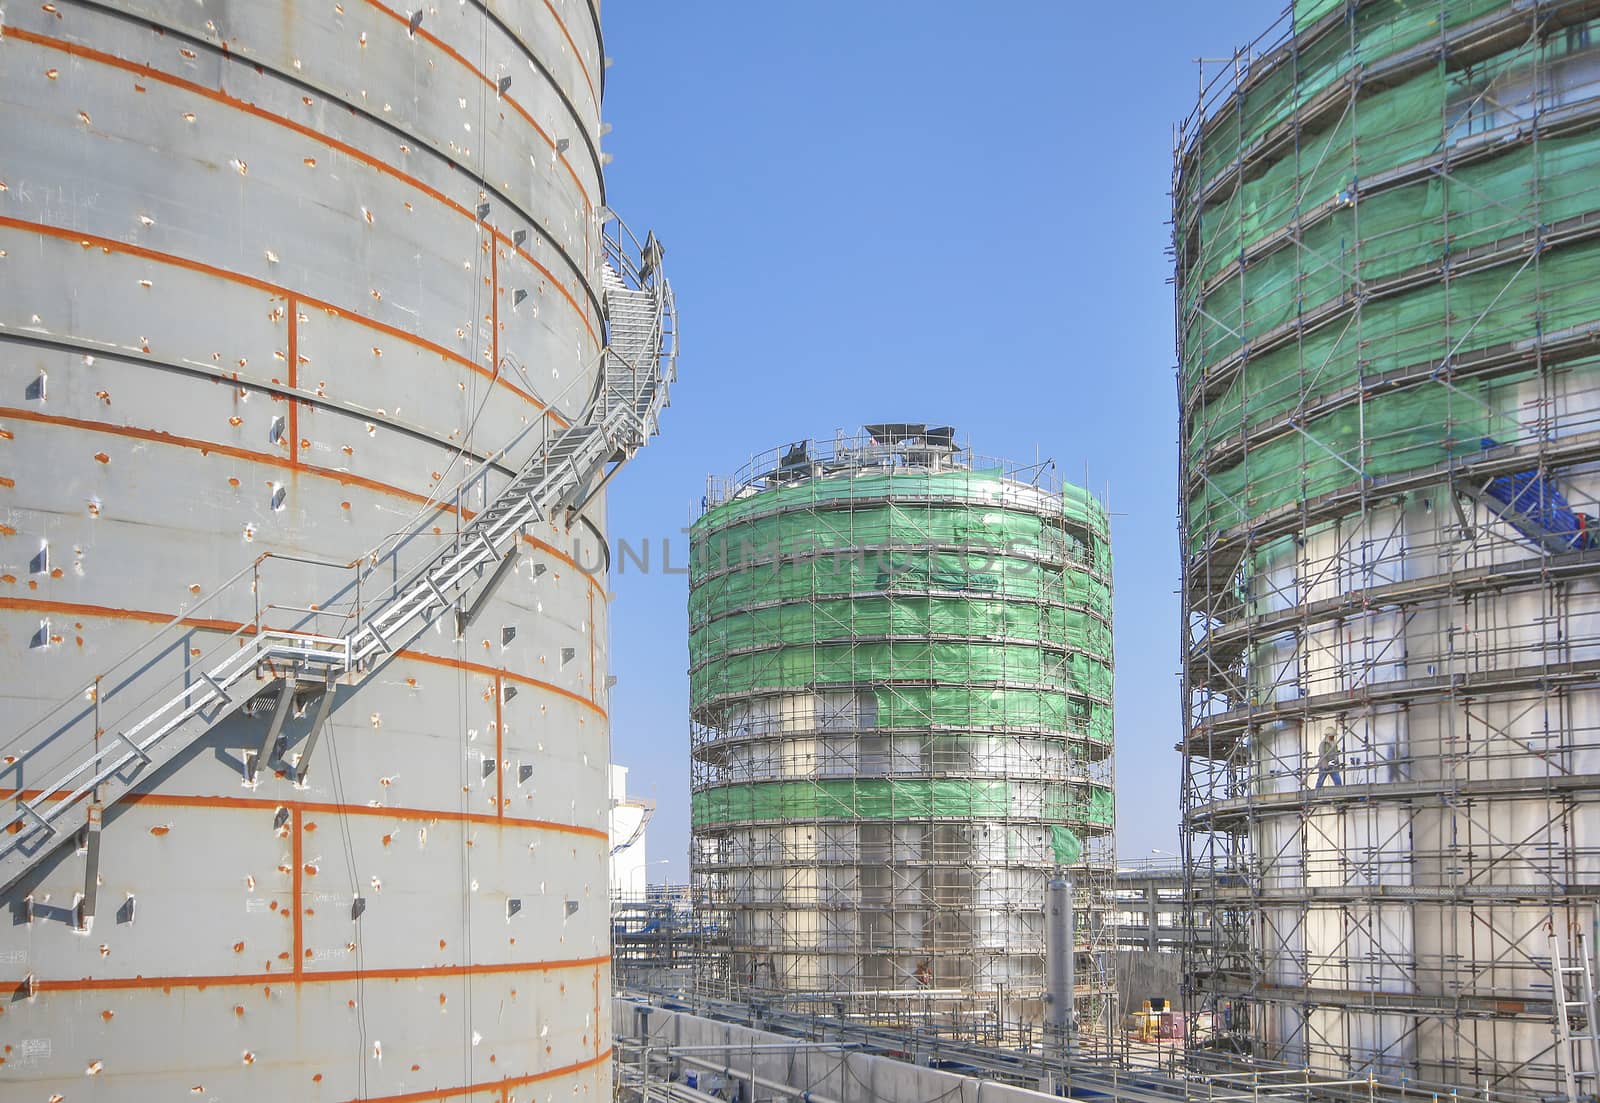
[609,763,654,897]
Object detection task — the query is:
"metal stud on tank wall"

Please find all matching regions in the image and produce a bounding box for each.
[0,1,676,1097]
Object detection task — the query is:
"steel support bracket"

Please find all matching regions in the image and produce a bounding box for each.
[250,673,296,782]
[78,802,102,930]
[294,675,338,785]
[458,545,522,636]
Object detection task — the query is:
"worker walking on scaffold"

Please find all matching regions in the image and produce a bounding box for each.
[1315,729,1344,789]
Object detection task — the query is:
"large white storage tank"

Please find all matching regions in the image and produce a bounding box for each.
[0,2,669,1097]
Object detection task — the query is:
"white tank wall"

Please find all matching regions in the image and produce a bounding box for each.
[0,1,617,1098]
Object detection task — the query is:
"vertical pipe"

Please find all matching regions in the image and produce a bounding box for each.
[1046,876,1075,1050]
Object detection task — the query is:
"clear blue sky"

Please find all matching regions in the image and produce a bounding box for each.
[601,1,1282,882]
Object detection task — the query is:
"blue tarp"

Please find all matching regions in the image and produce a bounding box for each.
[1477,438,1597,552]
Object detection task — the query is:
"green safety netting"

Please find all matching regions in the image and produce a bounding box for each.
[1208,0,1523,186]
[819,686,1114,744]
[690,596,1112,668]
[1293,0,1341,31]
[695,476,1110,577]
[697,469,1110,534]
[691,641,1113,703]
[689,471,1115,744]
[1051,825,1082,865]
[689,551,1111,622]
[690,778,1114,829]
[1179,7,1600,549]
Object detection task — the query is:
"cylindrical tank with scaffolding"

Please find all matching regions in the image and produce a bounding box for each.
[689,425,1115,1039]
[1177,1,1600,1095]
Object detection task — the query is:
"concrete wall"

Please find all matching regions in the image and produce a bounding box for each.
[616,998,1065,1103]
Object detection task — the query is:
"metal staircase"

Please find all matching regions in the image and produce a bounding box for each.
[0,219,675,896]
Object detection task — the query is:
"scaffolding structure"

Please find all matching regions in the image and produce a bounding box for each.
[688,426,1116,1043]
[1176,1,1600,1097]
[612,884,706,994]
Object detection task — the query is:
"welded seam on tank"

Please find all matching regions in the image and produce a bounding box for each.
[1194,549,1600,655]
[24,0,605,303]
[495,671,505,818]
[292,805,305,975]
[0,404,524,536]
[359,0,597,206]
[0,332,523,476]
[341,1048,612,1103]
[0,408,605,590]
[1187,655,1600,738]
[0,213,565,411]
[0,786,608,838]
[445,0,604,180]
[287,296,301,470]
[1190,772,1597,819]
[13,954,613,994]
[0,597,609,711]
[0,25,602,345]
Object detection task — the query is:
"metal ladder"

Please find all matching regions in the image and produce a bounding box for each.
[0,220,676,895]
[1552,909,1600,1103]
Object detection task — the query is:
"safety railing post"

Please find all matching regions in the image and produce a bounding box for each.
[354,568,363,668]
[90,673,103,802]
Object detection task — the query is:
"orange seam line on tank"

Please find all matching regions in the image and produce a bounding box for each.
[5,408,602,599]
[0,597,608,721]
[15,956,612,995]
[495,670,505,820]
[0,26,598,348]
[0,211,556,412]
[419,652,602,715]
[344,1048,613,1103]
[292,806,304,977]
[0,596,246,633]
[130,793,608,839]
[287,295,300,470]
[0,786,610,840]
[0,405,600,592]
[360,0,592,214]
[0,594,608,714]
[0,405,485,519]
[519,533,593,582]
